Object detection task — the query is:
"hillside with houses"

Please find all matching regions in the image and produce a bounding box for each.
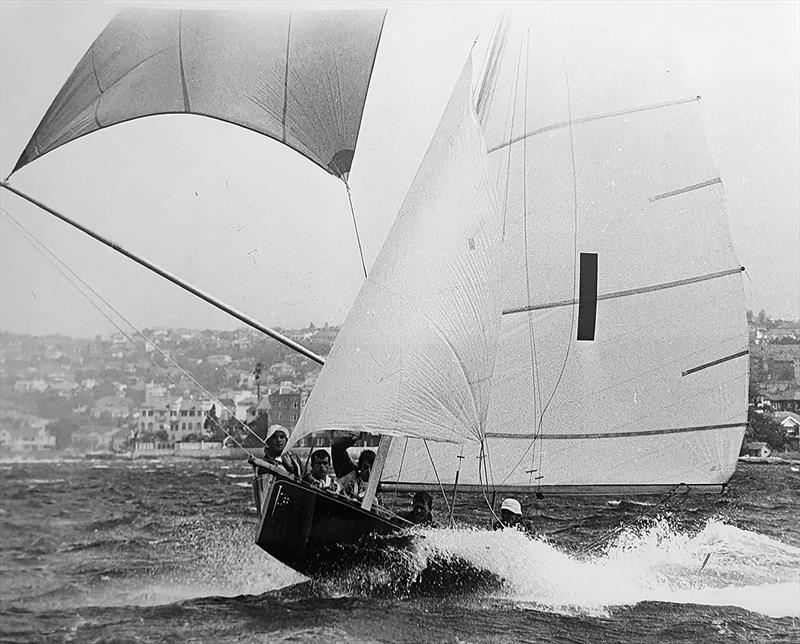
[1,312,798,457]
[745,311,800,456]
[0,323,339,456]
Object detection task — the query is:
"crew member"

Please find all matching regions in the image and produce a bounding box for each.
[493,497,533,534]
[332,433,380,503]
[302,449,339,492]
[400,491,439,526]
[262,424,304,478]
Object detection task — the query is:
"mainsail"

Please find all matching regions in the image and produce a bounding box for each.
[287,57,504,447]
[13,8,385,179]
[475,19,748,491]
[380,16,748,493]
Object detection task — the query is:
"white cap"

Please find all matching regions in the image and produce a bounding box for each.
[266,424,289,441]
[500,498,522,515]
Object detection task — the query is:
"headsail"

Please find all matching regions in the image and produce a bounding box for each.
[287,57,504,447]
[383,14,748,493]
[12,8,385,179]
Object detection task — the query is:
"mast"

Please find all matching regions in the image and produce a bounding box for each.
[361,435,392,511]
[0,181,326,366]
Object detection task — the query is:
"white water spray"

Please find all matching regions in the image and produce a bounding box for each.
[413,518,799,617]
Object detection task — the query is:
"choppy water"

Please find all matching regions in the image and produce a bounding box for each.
[0,458,797,643]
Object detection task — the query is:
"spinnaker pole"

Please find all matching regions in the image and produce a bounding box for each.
[0,181,325,366]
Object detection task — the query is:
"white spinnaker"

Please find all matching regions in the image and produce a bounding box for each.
[287,58,504,448]
[382,16,748,491]
[15,9,385,179]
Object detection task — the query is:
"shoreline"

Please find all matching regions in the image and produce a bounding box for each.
[738,455,800,466]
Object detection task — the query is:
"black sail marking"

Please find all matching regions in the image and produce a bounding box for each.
[681,350,749,377]
[577,253,598,341]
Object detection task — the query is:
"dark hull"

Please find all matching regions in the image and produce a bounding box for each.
[252,461,405,576]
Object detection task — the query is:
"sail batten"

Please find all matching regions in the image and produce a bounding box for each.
[650,177,723,202]
[502,266,745,315]
[487,95,702,154]
[486,421,748,440]
[682,350,750,377]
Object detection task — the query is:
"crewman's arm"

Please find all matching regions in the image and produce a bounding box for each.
[331,433,358,478]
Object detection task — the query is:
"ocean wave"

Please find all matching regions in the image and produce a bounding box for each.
[14,478,67,485]
[395,518,800,618]
[281,518,798,618]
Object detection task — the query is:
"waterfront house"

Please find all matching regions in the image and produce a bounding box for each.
[1,423,56,451]
[743,442,772,458]
[91,395,132,419]
[773,411,800,450]
[268,382,304,430]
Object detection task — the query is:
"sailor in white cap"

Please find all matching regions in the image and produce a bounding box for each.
[493,497,534,535]
[263,424,305,478]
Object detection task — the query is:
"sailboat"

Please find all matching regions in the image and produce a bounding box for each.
[1,7,748,577]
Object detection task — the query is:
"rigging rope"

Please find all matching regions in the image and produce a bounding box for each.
[499,41,583,489]
[535,55,581,426]
[1,207,265,453]
[423,439,453,520]
[580,483,691,552]
[477,440,502,525]
[343,180,368,279]
[519,28,545,486]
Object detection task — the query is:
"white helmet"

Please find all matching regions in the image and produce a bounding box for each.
[500,498,522,515]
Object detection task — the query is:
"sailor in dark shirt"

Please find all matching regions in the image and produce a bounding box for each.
[492,497,534,535]
[399,491,439,527]
[332,433,380,504]
[262,424,305,478]
[302,449,339,492]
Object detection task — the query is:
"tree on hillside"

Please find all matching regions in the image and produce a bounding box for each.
[34,393,75,419]
[743,409,787,453]
[46,417,80,450]
[749,356,768,402]
[244,413,269,448]
[93,380,117,398]
[254,362,264,397]
[203,404,218,433]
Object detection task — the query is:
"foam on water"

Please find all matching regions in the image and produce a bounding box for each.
[409,518,799,617]
[78,521,302,608]
[102,516,797,617]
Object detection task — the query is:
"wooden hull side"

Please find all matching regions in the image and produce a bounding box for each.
[253,472,403,576]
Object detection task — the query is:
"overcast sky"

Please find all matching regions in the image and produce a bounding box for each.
[1,1,798,339]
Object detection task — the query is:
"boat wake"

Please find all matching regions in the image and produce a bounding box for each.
[61,517,798,620]
[376,518,799,618]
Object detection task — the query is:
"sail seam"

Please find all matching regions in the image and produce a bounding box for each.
[650,177,722,201]
[682,349,749,376]
[486,422,746,440]
[282,13,292,142]
[177,11,191,112]
[90,44,104,128]
[487,95,700,153]
[423,307,482,443]
[503,266,743,315]
[382,482,726,495]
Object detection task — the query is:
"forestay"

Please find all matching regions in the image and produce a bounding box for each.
[382,13,748,493]
[13,8,385,179]
[287,58,504,447]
